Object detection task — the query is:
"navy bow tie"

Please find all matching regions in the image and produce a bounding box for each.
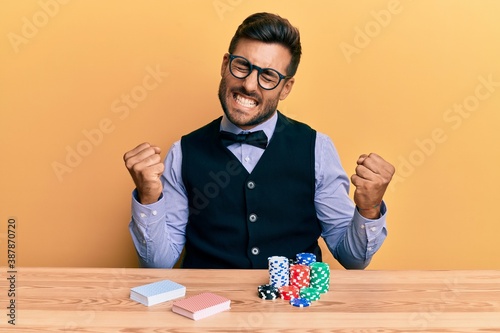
[219,130,268,149]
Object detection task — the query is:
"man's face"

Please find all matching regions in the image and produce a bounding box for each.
[218,39,295,130]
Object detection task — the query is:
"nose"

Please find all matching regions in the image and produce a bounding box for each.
[241,68,259,92]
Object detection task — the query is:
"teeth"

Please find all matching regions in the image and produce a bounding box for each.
[235,94,257,107]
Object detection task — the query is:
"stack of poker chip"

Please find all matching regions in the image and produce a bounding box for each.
[258,252,330,307]
[289,264,310,289]
[299,287,321,301]
[295,252,316,266]
[268,256,290,287]
[257,284,279,300]
[309,262,330,294]
[278,285,299,300]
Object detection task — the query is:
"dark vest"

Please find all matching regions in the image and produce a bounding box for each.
[180,112,322,268]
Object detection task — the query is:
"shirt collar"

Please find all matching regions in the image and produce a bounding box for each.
[220,111,278,142]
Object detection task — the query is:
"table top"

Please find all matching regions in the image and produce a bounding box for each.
[1,267,500,332]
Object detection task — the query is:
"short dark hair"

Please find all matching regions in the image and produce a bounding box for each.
[228,12,302,77]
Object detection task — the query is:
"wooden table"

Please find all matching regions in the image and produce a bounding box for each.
[1,267,500,332]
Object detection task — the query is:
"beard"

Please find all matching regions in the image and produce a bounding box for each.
[218,76,280,129]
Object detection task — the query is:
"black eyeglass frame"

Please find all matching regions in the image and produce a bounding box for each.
[228,54,292,90]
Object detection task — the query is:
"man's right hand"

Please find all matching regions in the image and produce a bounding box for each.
[123,142,164,205]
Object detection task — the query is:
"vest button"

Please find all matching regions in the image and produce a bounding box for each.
[247,181,255,189]
[251,247,259,255]
[248,213,258,222]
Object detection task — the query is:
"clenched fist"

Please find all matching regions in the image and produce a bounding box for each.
[123,142,165,205]
[350,153,395,219]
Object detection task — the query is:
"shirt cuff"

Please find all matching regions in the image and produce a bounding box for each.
[131,189,166,227]
[351,201,388,257]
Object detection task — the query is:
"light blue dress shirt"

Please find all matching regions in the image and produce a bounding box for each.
[129,112,387,269]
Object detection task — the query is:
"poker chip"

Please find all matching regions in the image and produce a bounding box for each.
[309,262,330,294]
[257,253,331,307]
[295,252,316,266]
[289,297,311,307]
[278,285,299,300]
[299,287,321,301]
[268,256,289,287]
[257,284,279,300]
[289,264,310,289]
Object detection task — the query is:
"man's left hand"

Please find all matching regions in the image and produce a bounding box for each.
[351,153,395,219]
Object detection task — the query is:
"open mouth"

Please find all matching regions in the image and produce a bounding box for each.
[233,93,258,108]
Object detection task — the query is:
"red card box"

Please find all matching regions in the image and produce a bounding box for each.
[172,292,231,320]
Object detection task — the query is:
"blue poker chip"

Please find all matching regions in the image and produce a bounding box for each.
[289,297,311,307]
[296,252,316,266]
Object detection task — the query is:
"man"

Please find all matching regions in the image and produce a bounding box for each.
[124,12,395,269]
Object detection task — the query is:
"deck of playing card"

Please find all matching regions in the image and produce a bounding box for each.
[130,280,186,306]
[172,292,231,320]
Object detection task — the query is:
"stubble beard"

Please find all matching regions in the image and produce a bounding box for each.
[218,76,279,129]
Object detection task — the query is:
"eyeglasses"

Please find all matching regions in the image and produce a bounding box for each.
[228,54,292,90]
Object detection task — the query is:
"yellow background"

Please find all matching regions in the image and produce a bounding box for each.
[1,0,499,269]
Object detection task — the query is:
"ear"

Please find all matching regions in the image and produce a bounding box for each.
[221,53,229,77]
[279,77,295,100]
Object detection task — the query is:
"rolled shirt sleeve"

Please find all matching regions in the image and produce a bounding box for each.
[128,141,188,268]
[315,132,387,269]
